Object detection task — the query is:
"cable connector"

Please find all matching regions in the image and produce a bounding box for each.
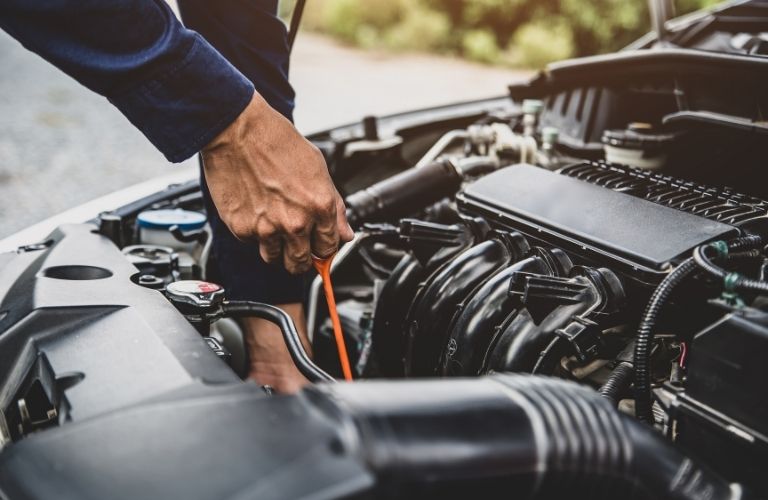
[723,272,742,292]
[721,272,746,307]
[709,240,729,258]
[720,291,746,308]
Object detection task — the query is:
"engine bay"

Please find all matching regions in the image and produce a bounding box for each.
[310,101,768,497]
[2,2,768,498]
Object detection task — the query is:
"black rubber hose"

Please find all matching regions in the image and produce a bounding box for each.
[599,361,633,404]
[221,300,335,384]
[312,374,741,500]
[634,235,763,422]
[345,160,462,226]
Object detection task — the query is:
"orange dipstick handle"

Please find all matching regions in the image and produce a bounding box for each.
[312,253,354,381]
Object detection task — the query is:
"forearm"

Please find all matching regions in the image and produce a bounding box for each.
[0,0,254,162]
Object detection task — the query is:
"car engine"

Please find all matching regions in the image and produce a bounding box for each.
[1,2,768,498]
[302,9,768,495]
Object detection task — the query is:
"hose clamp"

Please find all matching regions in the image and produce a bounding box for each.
[710,240,729,258]
[721,273,746,307]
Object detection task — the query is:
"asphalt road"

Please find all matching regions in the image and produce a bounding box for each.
[0,28,529,240]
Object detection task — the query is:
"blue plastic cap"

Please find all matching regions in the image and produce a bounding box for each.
[137,209,207,231]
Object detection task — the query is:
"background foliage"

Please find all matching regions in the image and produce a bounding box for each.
[283,0,721,67]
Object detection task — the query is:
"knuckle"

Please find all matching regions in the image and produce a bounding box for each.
[285,218,310,236]
[285,256,309,274]
[260,251,274,263]
[229,220,251,240]
[313,195,336,216]
[261,250,279,264]
[312,239,337,257]
[291,249,310,263]
[314,223,335,237]
[336,196,348,212]
[256,223,278,240]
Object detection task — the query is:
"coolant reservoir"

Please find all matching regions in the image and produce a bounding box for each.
[602,122,677,170]
[137,209,207,253]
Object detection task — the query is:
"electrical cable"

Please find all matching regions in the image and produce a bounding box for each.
[599,361,634,403]
[634,234,763,422]
[633,256,697,422]
[693,237,768,293]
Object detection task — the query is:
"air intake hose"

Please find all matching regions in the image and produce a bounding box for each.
[311,375,743,500]
[345,160,462,226]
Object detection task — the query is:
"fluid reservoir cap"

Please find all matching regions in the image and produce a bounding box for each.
[522,99,544,115]
[602,123,677,151]
[137,209,206,231]
[542,126,559,144]
[166,280,225,313]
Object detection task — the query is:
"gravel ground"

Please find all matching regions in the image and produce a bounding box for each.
[0,26,530,240]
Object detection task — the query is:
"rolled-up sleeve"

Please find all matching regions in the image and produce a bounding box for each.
[0,0,255,162]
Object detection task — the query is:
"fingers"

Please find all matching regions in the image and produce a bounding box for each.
[283,226,312,274]
[258,218,312,274]
[258,234,282,265]
[335,193,355,243]
[310,197,340,259]
[255,205,334,273]
[230,193,352,274]
[309,191,355,259]
[278,192,354,273]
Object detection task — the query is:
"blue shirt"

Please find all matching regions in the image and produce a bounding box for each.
[0,0,293,163]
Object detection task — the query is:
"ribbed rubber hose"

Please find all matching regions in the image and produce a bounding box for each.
[634,257,698,422]
[221,300,336,383]
[634,235,763,422]
[599,361,633,403]
[313,375,742,500]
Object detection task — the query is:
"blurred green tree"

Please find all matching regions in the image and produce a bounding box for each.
[281,0,720,67]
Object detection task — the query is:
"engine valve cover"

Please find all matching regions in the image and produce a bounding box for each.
[457,164,739,283]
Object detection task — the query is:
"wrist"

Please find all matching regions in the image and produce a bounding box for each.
[203,91,267,153]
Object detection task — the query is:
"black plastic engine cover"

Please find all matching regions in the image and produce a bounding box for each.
[0,224,238,444]
[0,382,373,500]
[457,164,738,284]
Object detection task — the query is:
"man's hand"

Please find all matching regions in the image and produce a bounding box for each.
[202,93,354,274]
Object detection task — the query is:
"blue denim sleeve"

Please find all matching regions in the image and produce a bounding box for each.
[0,0,255,162]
